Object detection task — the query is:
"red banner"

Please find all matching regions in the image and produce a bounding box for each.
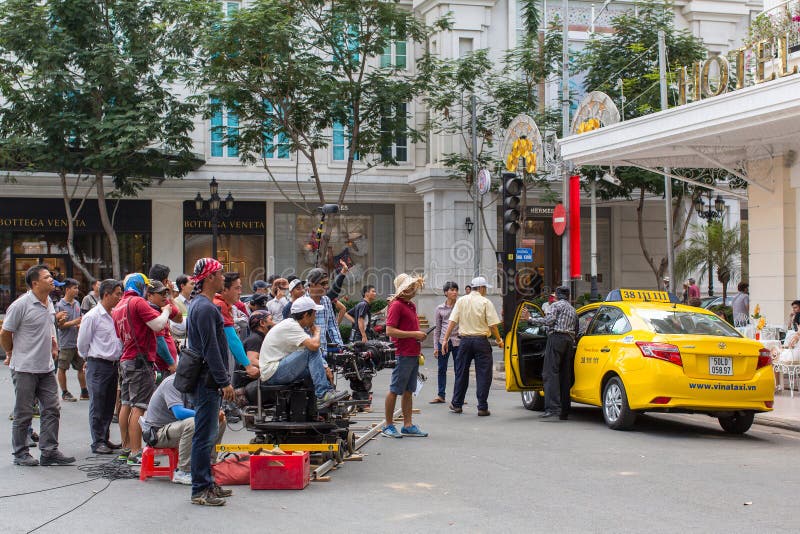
[569,175,581,279]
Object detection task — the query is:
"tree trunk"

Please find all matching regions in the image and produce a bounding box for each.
[636,187,661,287]
[95,174,121,278]
[59,173,95,282]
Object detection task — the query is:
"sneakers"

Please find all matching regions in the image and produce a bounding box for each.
[93,444,115,455]
[13,453,39,466]
[448,403,462,414]
[79,390,90,401]
[40,451,76,466]
[381,424,403,438]
[401,424,429,437]
[172,470,192,485]
[62,391,77,402]
[316,389,349,409]
[191,488,226,507]
[116,448,131,462]
[126,451,143,466]
[211,484,233,498]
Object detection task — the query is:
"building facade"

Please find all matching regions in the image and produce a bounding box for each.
[0,0,760,320]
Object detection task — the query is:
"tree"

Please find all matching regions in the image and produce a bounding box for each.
[0,0,211,278]
[674,221,745,301]
[576,1,720,286]
[197,0,448,262]
[424,0,563,252]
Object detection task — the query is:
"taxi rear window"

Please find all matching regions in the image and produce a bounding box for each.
[635,308,741,337]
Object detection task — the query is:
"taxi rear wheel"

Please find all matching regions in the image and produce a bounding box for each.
[602,377,637,430]
[717,412,755,434]
[521,390,545,411]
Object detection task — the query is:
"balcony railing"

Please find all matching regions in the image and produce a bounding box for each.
[754,0,800,52]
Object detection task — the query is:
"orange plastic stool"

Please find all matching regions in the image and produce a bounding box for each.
[139,447,179,482]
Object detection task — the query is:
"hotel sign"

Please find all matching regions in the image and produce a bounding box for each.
[679,35,798,105]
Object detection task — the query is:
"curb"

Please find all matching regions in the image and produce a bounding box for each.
[753,415,800,433]
[493,369,800,433]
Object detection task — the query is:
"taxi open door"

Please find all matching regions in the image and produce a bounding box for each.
[504,301,547,400]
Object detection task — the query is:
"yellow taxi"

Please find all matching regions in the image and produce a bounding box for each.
[504,289,775,433]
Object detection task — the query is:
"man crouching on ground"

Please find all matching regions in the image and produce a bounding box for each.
[382,274,428,438]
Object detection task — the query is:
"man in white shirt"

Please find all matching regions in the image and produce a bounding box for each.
[250,296,346,409]
[77,279,124,454]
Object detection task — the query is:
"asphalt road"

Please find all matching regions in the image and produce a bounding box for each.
[0,362,797,533]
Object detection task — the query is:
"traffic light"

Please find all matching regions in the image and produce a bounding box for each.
[503,173,523,235]
[502,172,524,333]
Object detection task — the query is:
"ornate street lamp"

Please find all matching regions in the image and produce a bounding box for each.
[195,177,234,261]
[694,191,725,297]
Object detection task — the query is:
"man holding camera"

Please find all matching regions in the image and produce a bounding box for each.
[112,273,172,465]
[248,296,346,408]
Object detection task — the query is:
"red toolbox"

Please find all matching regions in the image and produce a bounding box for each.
[249,451,310,490]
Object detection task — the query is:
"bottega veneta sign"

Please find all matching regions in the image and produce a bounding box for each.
[678,35,798,105]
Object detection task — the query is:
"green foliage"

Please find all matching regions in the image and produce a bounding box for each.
[674,221,744,300]
[0,0,210,184]
[709,304,733,324]
[339,323,352,343]
[198,0,445,207]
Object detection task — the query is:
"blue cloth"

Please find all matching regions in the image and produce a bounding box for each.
[282,301,292,322]
[123,274,147,297]
[314,295,342,355]
[224,326,249,367]
[436,342,459,399]
[389,355,419,395]
[186,295,229,388]
[265,347,331,398]
[155,336,174,366]
[171,405,195,420]
[451,337,493,411]
[190,379,220,495]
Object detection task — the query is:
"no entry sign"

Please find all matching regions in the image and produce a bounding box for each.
[552,203,566,236]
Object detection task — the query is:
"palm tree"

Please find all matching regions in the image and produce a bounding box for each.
[675,221,745,301]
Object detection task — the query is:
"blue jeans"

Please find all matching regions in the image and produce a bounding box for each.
[436,342,460,399]
[266,348,330,398]
[191,379,220,495]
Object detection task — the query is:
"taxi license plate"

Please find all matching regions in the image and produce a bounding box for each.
[709,356,733,376]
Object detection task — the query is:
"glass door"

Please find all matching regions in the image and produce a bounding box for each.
[12,255,71,301]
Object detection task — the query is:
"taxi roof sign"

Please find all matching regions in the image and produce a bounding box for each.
[606,289,680,304]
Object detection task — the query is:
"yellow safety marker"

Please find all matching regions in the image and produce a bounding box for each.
[216,443,339,453]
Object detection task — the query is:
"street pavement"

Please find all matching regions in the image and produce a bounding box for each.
[1,362,799,533]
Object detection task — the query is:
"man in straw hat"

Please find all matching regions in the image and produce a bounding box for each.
[382,273,429,438]
[443,276,503,417]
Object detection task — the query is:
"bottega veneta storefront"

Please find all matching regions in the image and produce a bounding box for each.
[0,198,152,313]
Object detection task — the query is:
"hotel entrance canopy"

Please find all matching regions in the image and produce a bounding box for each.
[558,75,800,195]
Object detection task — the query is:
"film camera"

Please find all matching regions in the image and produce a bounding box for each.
[326,340,397,402]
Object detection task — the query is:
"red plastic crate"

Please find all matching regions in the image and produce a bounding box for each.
[249,451,310,490]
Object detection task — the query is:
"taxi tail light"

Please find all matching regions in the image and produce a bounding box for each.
[650,396,671,404]
[757,348,772,370]
[765,401,774,408]
[636,341,682,367]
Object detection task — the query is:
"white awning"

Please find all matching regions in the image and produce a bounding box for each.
[558,74,800,172]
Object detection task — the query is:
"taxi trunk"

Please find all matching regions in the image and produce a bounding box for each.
[665,335,765,381]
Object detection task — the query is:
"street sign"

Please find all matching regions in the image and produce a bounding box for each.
[552,203,566,236]
[477,169,491,195]
[515,247,533,262]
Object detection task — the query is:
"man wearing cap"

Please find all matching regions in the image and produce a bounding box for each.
[382,273,429,438]
[525,285,578,421]
[145,281,180,379]
[253,280,270,296]
[1,265,76,466]
[248,293,269,314]
[443,276,503,417]
[306,268,343,356]
[249,296,346,408]
[112,273,173,465]
[662,276,670,292]
[186,258,234,506]
[55,278,88,402]
[234,310,272,390]
[281,278,306,321]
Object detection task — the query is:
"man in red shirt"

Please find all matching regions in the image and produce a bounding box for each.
[687,278,701,300]
[112,273,171,464]
[382,274,428,438]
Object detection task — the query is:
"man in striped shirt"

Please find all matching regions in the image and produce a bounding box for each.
[526,285,577,421]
